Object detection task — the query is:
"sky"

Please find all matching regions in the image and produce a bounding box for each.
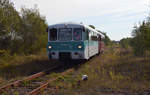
[11,0,150,40]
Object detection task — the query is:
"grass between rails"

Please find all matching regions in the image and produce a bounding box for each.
[45,48,150,95]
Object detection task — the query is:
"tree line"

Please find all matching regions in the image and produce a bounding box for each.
[0,0,48,56]
[3,0,147,57]
[0,0,112,57]
[120,15,150,56]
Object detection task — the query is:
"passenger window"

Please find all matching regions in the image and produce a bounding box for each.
[49,28,57,41]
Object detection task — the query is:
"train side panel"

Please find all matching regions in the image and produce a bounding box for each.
[86,41,99,58]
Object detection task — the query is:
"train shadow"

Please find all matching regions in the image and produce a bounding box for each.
[44,59,87,75]
[49,54,100,74]
[61,60,86,69]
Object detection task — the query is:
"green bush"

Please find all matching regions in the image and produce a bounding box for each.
[0,0,48,55]
[131,21,150,56]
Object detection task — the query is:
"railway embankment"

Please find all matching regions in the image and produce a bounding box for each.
[0,51,58,87]
[46,47,150,95]
[1,47,150,95]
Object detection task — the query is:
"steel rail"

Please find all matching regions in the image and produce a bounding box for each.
[0,65,59,92]
[27,69,73,95]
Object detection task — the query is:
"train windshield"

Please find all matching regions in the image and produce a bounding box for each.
[58,28,72,41]
[49,28,57,41]
[73,28,82,41]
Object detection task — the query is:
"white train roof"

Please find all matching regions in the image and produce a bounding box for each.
[48,22,105,37]
[84,25,105,38]
[48,22,83,28]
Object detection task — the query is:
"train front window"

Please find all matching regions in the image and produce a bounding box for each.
[58,28,72,41]
[49,28,57,41]
[73,28,82,41]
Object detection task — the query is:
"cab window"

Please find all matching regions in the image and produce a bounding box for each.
[73,28,82,41]
[58,28,72,41]
[49,28,57,41]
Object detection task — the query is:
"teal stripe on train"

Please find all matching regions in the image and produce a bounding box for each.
[47,41,84,51]
[47,41,98,51]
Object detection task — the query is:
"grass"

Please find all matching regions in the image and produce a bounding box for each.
[1,47,150,95]
[48,47,150,95]
[0,49,58,86]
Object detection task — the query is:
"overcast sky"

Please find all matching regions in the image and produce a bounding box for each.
[12,0,150,40]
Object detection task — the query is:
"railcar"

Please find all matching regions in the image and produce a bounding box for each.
[46,22,104,60]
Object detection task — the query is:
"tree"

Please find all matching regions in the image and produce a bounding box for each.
[20,6,48,54]
[120,38,132,49]
[102,32,112,46]
[131,20,150,56]
[89,25,95,29]
[0,0,21,51]
[0,1,48,55]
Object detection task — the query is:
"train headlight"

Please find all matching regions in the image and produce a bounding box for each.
[78,45,82,49]
[48,46,52,49]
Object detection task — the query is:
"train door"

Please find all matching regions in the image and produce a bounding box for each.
[85,28,89,58]
[87,31,89,58]
[98,35,102,54]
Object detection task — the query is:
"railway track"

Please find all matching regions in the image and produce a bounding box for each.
[0,63,72,95]
[27,69,72,95]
